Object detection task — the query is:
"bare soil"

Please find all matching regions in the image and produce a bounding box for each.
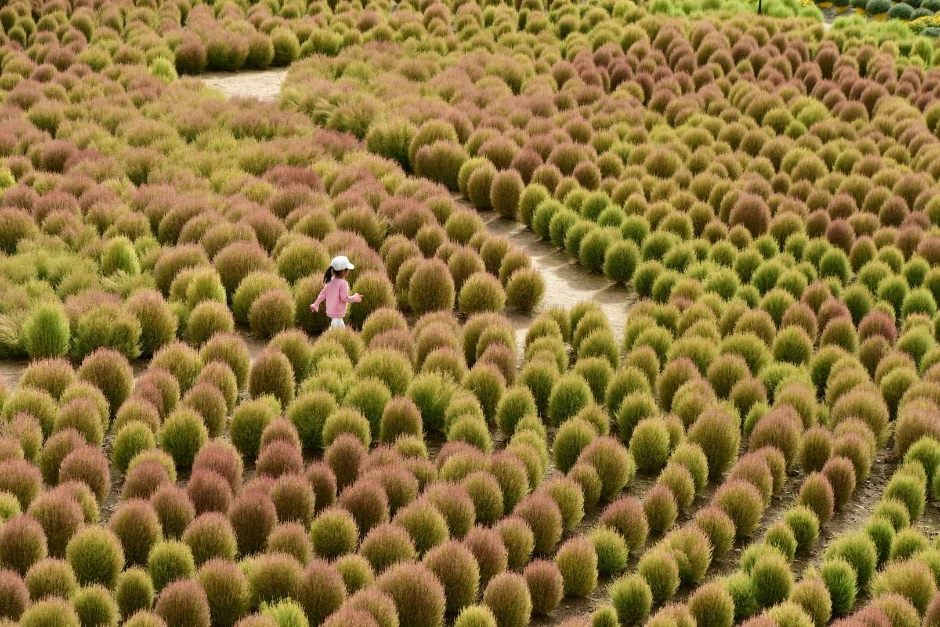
[477,210,635,351]
[200,69,287,102]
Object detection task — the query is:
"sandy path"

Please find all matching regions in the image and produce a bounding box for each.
[478,210,634,348]
[201,69,287,102]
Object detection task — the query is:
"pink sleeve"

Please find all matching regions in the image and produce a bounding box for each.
[311,284,328,312]
[339,280,360,304]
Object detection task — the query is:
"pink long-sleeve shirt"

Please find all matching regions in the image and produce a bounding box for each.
[311,278,361,319]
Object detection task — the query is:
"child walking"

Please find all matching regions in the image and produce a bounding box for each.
[311,256,362,329]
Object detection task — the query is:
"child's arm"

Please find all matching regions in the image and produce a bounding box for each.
[340,280,362,303]
[310,284,328,312]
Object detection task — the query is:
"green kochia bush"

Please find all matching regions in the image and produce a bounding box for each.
[22,303,70,360]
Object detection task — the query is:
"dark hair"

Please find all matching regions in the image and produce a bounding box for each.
[324,267,335,283]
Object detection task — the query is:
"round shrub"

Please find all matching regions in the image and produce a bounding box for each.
[112,422,157,474]
[147,540,195,593]
[589,526,628,576]
[185,468,233,518]
[270,473,316,525]
[630,418,672,474]
[379,397,422,443]
[751,552,794,609]
[2,389,57,440]
[548,373,594,427]
[873,593,920,627]
[77,348,133,417]
[154,579,211,627]
[423,540,480,614]
[513,493,562,556]
[115,568,154,619]
[459,272,506,315]
[150,485,195,539]
[256,440,303,478]
[160,409,208,469]
[464,526,509,589]
[196,558,248,627]
[463,471,504,527]
[229,490,278,556]
[599,497,648,553]
[249,350,295,409]
[644,483,679,538]
[182,512,238,566]
[821,557,857,616]
[359,522,416,574]
[310,507,359,560]
[72,584,119,627]
[408,259,456,315]
[689,407,741,479]
[376,562,446,627]
[483,572,531,627]
[0,568,28,619]
[23,304,71,360]
[798,473,835,527]
[714,479,765,539]
[523,560,563,616]
[555,535,598,597]
[454,605,497,627]
[200,333,250,391]
[638,547,680,604]
[871,559,937,615]
[110,499,162,567]
[19,598,80,627]
[496,516,535,571]
[230,398,278,460]
[609,574,653,627]
[246,552,303,609]
[689,581,735,627]
[58,445,109,506]
[823,456,857,512]
[578,437,636,502]
[182,383,228,439]
[24,557,76,601]
[325,434,367,492]
[25,490,82,560]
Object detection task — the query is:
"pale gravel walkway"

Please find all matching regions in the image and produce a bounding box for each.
[201,69,287,102]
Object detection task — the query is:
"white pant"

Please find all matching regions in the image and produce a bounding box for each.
[330,318,345,329]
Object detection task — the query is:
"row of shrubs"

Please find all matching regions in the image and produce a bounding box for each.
[273,3,940,316]
[2,281,934,626]
[0,0,831,83]
[0,28,549,361]
[0,299,649,627]
[590,270,940,626]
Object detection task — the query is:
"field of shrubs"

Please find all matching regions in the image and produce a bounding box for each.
[3,0,940,626]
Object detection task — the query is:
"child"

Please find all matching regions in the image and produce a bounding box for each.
[311,256,362,329]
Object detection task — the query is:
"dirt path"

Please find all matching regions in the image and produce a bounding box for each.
[201,69,287,102]
[479,211,635,349]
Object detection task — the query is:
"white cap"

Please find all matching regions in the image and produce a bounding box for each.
[330,255,355,272]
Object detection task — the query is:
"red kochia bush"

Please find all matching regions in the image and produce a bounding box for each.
[59,445,110,504]
[186,470,234,515]
[0,514,48,576]
[229,490,277,556]
[377,562,446,627]
[155,579,211,627]
[0,568,28,620]
[729,194,771,237]
[297,559,347,626]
